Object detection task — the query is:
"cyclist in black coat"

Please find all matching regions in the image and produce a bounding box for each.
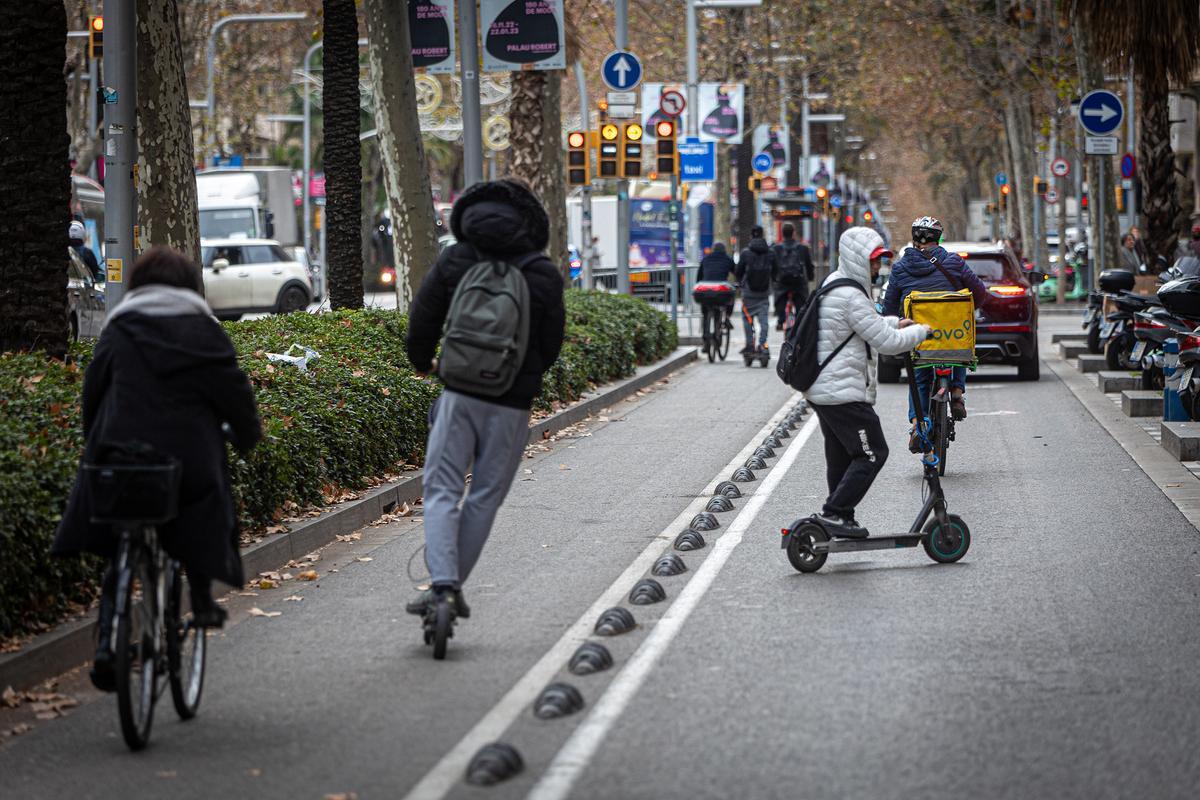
[53,247,261,692]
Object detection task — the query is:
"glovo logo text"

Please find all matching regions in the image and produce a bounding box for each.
[926,318,973,342]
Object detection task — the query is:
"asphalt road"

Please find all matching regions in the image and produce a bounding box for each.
[5,319,1200,799]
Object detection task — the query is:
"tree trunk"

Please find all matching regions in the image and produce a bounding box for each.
[323,0,364,310]
[0,4,70,357]
[714,145,732,247]
[136,0,200,266]
[1138,71,1180,267]
[364,0,441,309]
[736,101,755,248]
[1004,91,1036,254]
[509,70,567,279]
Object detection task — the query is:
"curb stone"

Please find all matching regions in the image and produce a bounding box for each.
[0,346,698,693]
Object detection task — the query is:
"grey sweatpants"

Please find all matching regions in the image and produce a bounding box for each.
[741,295,770,347]
[423,390,530,587]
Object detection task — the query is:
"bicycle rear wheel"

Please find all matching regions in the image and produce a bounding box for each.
[167,564,206,720]
[115,542,157,750]
[702,308,716,363]
[717,308,731,360]
[932,383,950,476]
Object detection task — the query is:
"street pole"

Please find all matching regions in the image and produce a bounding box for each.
[801,72,811,247]
[87,56,99,180]
[103,0,135,309]
[615,0,630,295]
[1097,156,1107,279]
[575,61,593,289]
[459,0,483,186]
[206,13,307,166]
[684,0,701,266]
[1126,68,1136,233]
[669,173,680,321]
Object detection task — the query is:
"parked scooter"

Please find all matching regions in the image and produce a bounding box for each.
[1129,258,1200,389]
[1157,272,1200,420]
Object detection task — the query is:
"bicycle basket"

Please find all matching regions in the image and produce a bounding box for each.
[83,445,181,524]
[904,289,975,365]
[692,281,736,306]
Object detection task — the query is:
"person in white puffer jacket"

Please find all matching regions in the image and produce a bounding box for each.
[802,226,928,539]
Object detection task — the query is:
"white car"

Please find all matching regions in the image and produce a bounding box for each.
[200,238,312,320]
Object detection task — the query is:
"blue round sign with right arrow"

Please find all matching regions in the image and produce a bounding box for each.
[1078,89,1124,136]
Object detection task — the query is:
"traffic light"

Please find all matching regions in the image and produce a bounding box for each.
[598,123,620,178]
[863,210,874,223]
[566,131,589,187]
[747,176,763,193]
[597,100,608,123]
[1114,184,1124,213]
[654,120,677,176]
[1033,176,1048,195]
[1000,183,1010,212]
[88,15,104,59]
[620,123,643,179]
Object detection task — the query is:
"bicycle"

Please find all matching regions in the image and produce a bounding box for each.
[914,363,972,477]
[84,452,205,751]
[693,281,736,363]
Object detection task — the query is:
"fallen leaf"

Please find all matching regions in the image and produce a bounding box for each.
[157,771,177,778]
[284,595,304,602]
[297,570,319,581]
[237,591,259,597]
[355,557,373,563]
[559,464,571,470]
[1,723,32,738]
[257,579,277,590]
[1,686,18,708]
[247,607,281,618]
[265,524,287,535]
[351,369,365,378]
[246,768,262,778]
[325,794,358,800]
[523,469,534,474]
[336,532,362,543]
[281,572,294,581]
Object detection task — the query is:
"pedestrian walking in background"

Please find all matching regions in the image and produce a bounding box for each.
[771,222,814,330]
[803,227,928,539]
[736,225,779,358]
[52,247,262,692]
[405,179,565,621]
[1121,232,1142,272]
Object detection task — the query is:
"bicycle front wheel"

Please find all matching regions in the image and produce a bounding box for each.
[115,542,158,750]
[717,308,731,360]
[932,384,950,476]
[167,564,206,720]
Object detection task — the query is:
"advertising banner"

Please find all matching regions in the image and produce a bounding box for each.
[481,0,566,72]
[640,83,690,137]
[805,155,836,188]
[629,199,714,266]
[696,83,745,144]
[752,124,789,176]
[409,0,456,74]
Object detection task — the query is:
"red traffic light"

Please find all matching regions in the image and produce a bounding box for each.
[844,215,853,224]
[1000,184,1011,195]
[655,120,675,138]
[91,15,104,31]
[567,131,586,148]
[815,187,827,199]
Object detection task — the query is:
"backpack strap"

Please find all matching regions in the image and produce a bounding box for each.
[814,277,873,361]
[920,249,962,290]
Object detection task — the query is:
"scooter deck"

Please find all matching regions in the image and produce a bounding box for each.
[810,534,923,554]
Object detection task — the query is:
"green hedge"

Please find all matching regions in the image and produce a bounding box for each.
[0,290,676,638]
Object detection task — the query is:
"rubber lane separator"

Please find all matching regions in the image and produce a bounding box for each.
[526,413,819,800]
[399,397,802,800]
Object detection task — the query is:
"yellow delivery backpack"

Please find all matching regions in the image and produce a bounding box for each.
[903,289,975,364]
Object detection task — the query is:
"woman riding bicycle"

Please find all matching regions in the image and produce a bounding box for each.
[53,247,261,692]
[696,242,737,348]
[881,216,991,452]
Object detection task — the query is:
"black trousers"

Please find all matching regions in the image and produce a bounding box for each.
[774,286,808,324]
[810,401,890,519]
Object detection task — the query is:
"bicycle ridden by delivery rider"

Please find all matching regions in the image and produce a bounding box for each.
[882,216,991,452]
[803,227,929,540]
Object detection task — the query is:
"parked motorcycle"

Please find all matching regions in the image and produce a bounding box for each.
[1157,274,1200,420]
[1130,258,1200,389]
[1095,269,1139,369]
[1083,290,1104,353]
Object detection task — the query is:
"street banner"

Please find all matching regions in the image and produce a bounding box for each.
[696,83,745,144]
[752,124,789,176]
[409,0,456,74]
[481,0,566,72]
[629,199,713,266]
[805,155,836,188]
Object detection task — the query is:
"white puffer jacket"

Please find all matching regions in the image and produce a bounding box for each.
[803,227,928,406]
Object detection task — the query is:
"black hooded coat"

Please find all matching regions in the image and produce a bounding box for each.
[52,305,261,587]
[406,180,566,410]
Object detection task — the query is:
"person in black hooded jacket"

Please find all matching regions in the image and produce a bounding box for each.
[404,179,565,620]
[53,246,261,692]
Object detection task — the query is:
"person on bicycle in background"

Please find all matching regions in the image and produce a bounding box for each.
[697,241,737,346]
[736,225,779,357]
[771,223,814,330]
[882,216,991,452]
[53,247,262,693]
[804,227,928,539]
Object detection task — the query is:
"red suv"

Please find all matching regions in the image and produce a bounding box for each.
[878,241,1043,382]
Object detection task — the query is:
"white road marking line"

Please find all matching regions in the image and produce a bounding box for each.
[401,395,803,800]
[971,410,1020,417]
[526,413,819,800]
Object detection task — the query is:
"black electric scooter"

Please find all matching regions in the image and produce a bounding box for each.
[780,354,971,573]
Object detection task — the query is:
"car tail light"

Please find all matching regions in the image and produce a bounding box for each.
[381,267,395,284]
[988,285,1028,297]
[981,323,1031,333]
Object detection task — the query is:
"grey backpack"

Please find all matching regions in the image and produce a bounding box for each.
[437,254,533,397]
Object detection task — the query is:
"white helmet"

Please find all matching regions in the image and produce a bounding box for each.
[911,216,943,245]
[68,220,86,243]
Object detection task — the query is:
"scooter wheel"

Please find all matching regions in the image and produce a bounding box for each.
[759,356,769,367]
[786,521,828,574]
[743,356,753,367]
[431,600,453,660]
[922,514,971,564]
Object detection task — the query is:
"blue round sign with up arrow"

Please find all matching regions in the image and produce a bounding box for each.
[601,50,642,92]
[1078,89,1124,136]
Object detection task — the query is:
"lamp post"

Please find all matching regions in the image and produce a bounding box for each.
[205,12,308,164]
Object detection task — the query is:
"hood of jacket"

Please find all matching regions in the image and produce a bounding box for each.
[834,227,885,291]
[893,245,950,278]
[747,238,770,255]
[107,289,237,379]
[450,179,549,256]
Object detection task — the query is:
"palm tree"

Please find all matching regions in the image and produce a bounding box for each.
[0,4,70,357]
[323,0,364,309]
[1069,0,1200,264]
